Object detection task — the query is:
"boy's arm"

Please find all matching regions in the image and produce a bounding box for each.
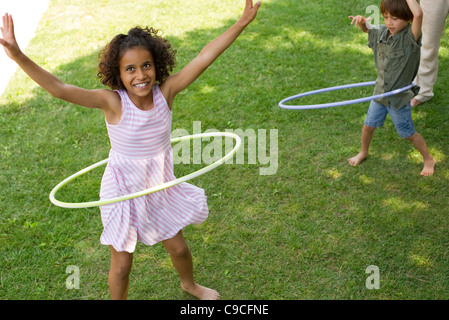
[0,13,118,112]
[161,0,261,107]
[348,15,369,33]
[406,0,423,41]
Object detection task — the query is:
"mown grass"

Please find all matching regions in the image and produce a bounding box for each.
[1,0,448,300]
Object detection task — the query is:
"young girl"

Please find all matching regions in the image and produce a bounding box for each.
[0,0,261,300]
[348,0,435,176]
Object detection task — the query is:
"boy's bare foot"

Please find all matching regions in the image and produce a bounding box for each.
[421,158,436,176]
[348,152,368,167]
[181,283,220,300]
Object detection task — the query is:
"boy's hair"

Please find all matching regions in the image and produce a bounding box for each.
[380,0,414,21]
[98,27,177,90]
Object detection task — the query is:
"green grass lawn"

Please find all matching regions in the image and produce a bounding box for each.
[1,0,448,300]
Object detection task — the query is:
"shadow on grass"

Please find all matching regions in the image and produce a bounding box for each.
[0,0,448,299]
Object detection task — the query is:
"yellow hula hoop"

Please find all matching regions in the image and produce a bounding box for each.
[49,132,242,209]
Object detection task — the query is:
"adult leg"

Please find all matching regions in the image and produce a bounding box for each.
[413,0,449,105]
[108,246,133,300]
[162,230,220,300]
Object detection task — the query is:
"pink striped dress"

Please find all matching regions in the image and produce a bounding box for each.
[99,84,208,253]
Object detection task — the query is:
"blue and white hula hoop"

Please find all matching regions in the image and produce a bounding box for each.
[49,132,241,209]
[278,81,415,110]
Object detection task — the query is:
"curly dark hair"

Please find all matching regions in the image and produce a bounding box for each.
[380,0,414,22]
[97,27,177,90]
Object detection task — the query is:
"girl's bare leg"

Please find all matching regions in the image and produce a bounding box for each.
[163,231,220,300]
[108,246,133,300]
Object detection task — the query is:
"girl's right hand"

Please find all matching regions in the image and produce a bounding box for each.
[0,13,22,60]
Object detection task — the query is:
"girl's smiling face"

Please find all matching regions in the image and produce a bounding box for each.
[383,13,410,35]
[119,46,156,108]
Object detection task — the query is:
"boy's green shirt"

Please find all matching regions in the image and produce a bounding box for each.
[368,24,421,109]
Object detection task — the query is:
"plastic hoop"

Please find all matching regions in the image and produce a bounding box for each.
[278,81,415,110]
[49,132,242,209]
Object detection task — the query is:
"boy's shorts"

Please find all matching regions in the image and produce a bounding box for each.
[364,100,415,138]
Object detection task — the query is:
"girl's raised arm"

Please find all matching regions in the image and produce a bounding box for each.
[0,14,119,114]
[161,0,261,107]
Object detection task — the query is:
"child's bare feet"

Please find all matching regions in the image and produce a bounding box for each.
[348,152,368,167]
[421,158,436,176]
[181,283,220,300]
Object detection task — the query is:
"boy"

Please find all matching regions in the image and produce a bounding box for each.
[348,0,435,176]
